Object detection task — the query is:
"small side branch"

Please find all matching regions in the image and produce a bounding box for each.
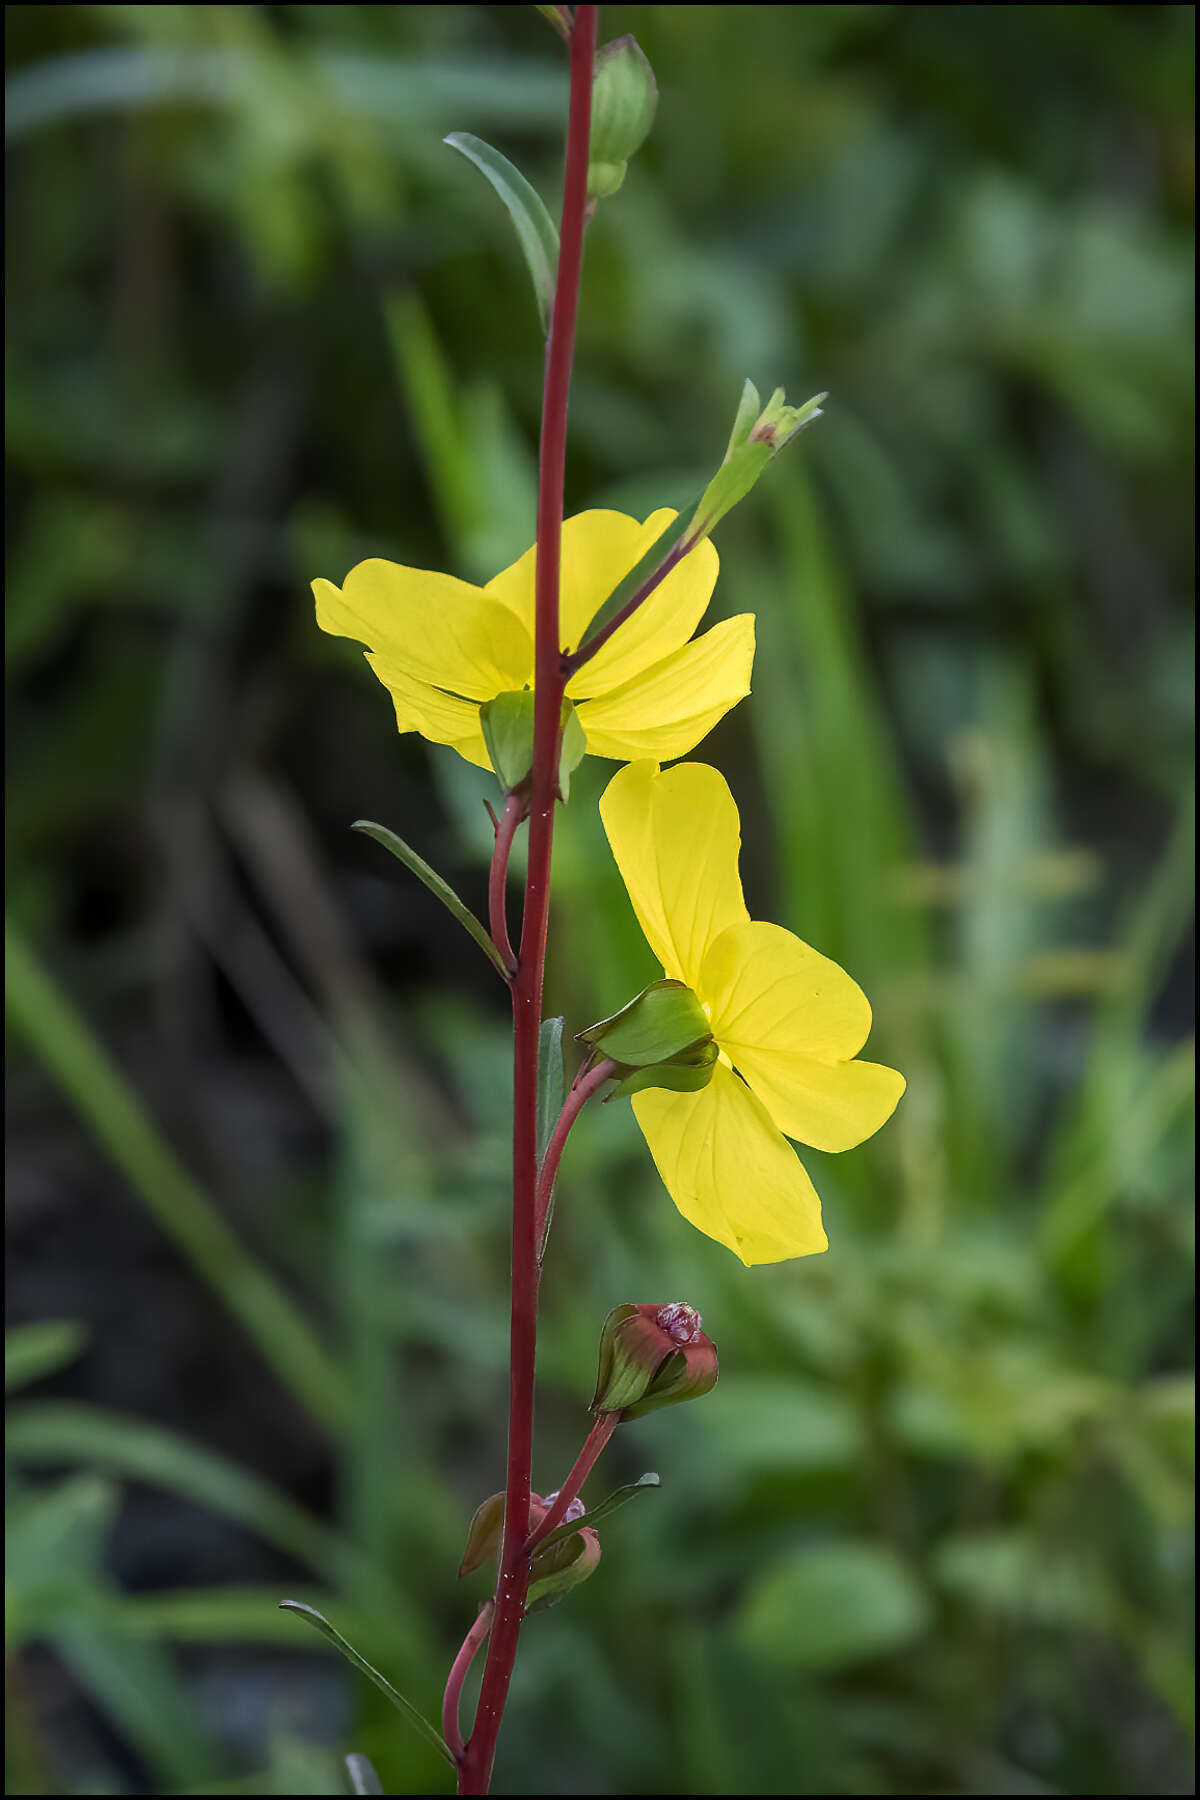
[526,1412,618,1553]
[562,539,691,679]
[443,1603,494,1765]
[535,1057,618,1253]
[488,792,525,977]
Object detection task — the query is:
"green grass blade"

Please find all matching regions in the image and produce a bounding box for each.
[4,919,350,1433]
[444,131,559,333]
[6,1401,344,1583]
[5,1319,87,1392]
[352,820,509,977]
[279,1601,455,1767]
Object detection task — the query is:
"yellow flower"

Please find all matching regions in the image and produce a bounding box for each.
[312,510,754,771]
[600,760,906,1265]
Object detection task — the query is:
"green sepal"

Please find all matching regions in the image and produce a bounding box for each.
[578,979,711,1067]
[352,821,509,979]
[480,689,536,791]
[526,1527,601,1614]
[612,1039,719,1097]
[557,702,587,802]
[279,1601,455,1767]
[443,132,559,335]
[480,691,587,801]
[458,1491,505,1578]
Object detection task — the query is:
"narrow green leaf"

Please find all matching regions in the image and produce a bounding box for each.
[537,1017,566,1255]
[537,1472,661,1552]
[537,1018,566,1165]
[572,498,702,657]
[279,1601,455,1768]
[345,1753,384,1795]
[4,920,350,1434]
[5,1320,87,1392]
[444,131,559,334]
[352,820,509,978]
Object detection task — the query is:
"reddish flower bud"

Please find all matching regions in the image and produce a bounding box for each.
[591,1302,719,1421]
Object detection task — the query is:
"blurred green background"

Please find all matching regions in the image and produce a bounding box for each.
[5,4,1195,1794]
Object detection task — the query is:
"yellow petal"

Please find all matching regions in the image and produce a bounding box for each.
[701,920,874,1061]
[315,562,531,701]
[599,761,748,987]
[727,1045,906,1153]
[632,1062,828,1265]
[364,653,490,767]
[487,511,720,695]
[576,614,754,762]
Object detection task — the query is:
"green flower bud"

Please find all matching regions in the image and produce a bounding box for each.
[588,35,658,201]
[591,1302,719,1421]
[687,381,827,545]
[480,691,587,800]
[526,1525,601,1613]
[579,979,711,1067]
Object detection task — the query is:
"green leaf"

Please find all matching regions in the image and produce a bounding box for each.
[444,132,560,335]
[737,1541,930,1672]
[345,1753,384,1795]
[537,1016,566,1255]
[537,1472,660,1552]
[5,1319,87,1392]
[537,1016,566,1167]
[352,820,509,978]
[279,1601,455,1768]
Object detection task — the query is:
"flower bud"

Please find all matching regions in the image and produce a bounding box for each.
[588,35,658,201]
[686,381,826,545]
[579,979,711,1068]
[591,1302,719,1421]
[526,1525,601,1613]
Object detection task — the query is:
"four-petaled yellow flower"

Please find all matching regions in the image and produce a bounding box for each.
[600,760,906,1265]
[313,510,754,770]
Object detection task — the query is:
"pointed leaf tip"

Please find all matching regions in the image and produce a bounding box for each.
[352,820,510,978]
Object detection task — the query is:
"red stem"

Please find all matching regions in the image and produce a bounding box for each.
[562,537,691,677]
[534,1056,617,1254]
[488,792,525,977]
[443,1603,493,1764]
[457,10,597,1794]
[525,1411,618,1554]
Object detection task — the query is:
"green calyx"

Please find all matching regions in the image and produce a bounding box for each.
[579,979,712,1068]
[587,35,658,201]
[687,380,827,545]
[480,691,587,800]
[591,1303,720,1421]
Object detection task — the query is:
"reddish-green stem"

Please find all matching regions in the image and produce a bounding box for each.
[488,792,525,977]
[562,537,691,677]
[443,1603,493,1764]
[534,1056,617,1253]
[457,10,597,1794]
[525,1411,618,1554]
